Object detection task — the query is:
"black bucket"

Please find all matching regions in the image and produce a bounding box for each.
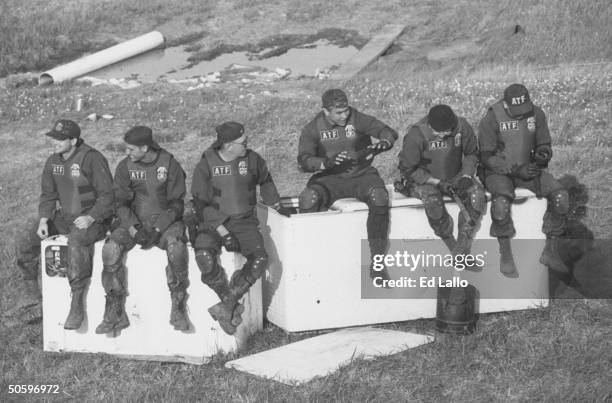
[435,284,477,335]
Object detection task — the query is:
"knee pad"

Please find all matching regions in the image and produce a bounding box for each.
[367,187,389,215]
[424,194,445,220]
[491,196,511,221]
[102,239,122,269]
[550,189,569,215]
[244,251,269,283]
[195,248,218,278]
[467,186,487,214]
[299,186,325,212]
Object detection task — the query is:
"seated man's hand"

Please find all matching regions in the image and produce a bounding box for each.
[140,228,161,250]
[512,162,541,180]
[367,139,392,153]
[437,180,454,194]
[323,151,351,169]
[533,144,552,167]
[37,219,49,239]
[454,176,474,198]
[222,233,240,252]
[73,215,95,230]
[272,202,292,217]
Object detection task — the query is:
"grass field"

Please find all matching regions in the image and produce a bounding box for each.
[1,0,612,401]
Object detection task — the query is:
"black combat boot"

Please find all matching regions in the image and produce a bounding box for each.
[170,290,190,331]
[208,271,250,335]
[95,292,129,334]
[64,289,85,330]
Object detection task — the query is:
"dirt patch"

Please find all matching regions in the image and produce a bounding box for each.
[186,28,367,67]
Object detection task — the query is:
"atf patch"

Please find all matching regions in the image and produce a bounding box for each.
[238,160,248,176]
[527,116,536,132]
[52,164,65,176]
[319,129,338,140]
[157,166,168,182]
[345,124,356,138]
[129,170,146,180]
[499,121,519,131]
[70,163,80,178]
[429,140,448,151]
[213,165,232,176]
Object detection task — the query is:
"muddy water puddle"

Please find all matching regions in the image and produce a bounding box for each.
[87,39,358,82]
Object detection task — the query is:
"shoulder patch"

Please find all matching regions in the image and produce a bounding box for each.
[157,166,168,182]
[70,163,80,178]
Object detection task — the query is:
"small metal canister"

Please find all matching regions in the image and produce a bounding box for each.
[74,95,86,112]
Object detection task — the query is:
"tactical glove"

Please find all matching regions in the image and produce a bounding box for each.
[454,177,474,199]
[141,229,161,250]
[367,139,392,153]
[512,162,541,180]
[323,151,352,170]
[222,233,240,252]
[183,213,199,245]
[394,177,413,197]
[437,180,454,194]
[277,206,292,217]
[133,225,149,245]
[533,144,552,167]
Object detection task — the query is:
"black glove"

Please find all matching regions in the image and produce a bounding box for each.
[183,214,199,245]
[454,177,474,199]
[222,233,240,252]
[276,206,292,217]
[533,144,552,167]
[141,229,162,250]
[133,225,149,245]
[367,139,392,153]
[394,177,413,197]
[437,180,454,194]
[512,162,541,180]
[323,151,352,170]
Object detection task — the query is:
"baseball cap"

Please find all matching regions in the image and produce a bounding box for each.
[322,89,349,109]
[212,121,245,148]
[45,119,81,140]
[503,83,534,116]
[124,126,160,150]
[427,104,458,132]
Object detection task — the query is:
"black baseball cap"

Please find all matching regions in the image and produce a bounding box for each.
[503,83,534,116]
[212,121,245,148]
[124,126,160,150]
[428,104,458,132]
[45,119,81,140]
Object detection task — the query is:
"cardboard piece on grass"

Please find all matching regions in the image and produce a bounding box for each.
[225,327,434,385]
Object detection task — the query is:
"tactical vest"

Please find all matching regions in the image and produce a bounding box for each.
[126,150,171,222]
[417,121,463,180]
[203,149,257,216]
[492,102,536,166]
[49,144,96,216]
[314,111,372,174]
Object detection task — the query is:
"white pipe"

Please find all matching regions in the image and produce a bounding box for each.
[39,31,165,85]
